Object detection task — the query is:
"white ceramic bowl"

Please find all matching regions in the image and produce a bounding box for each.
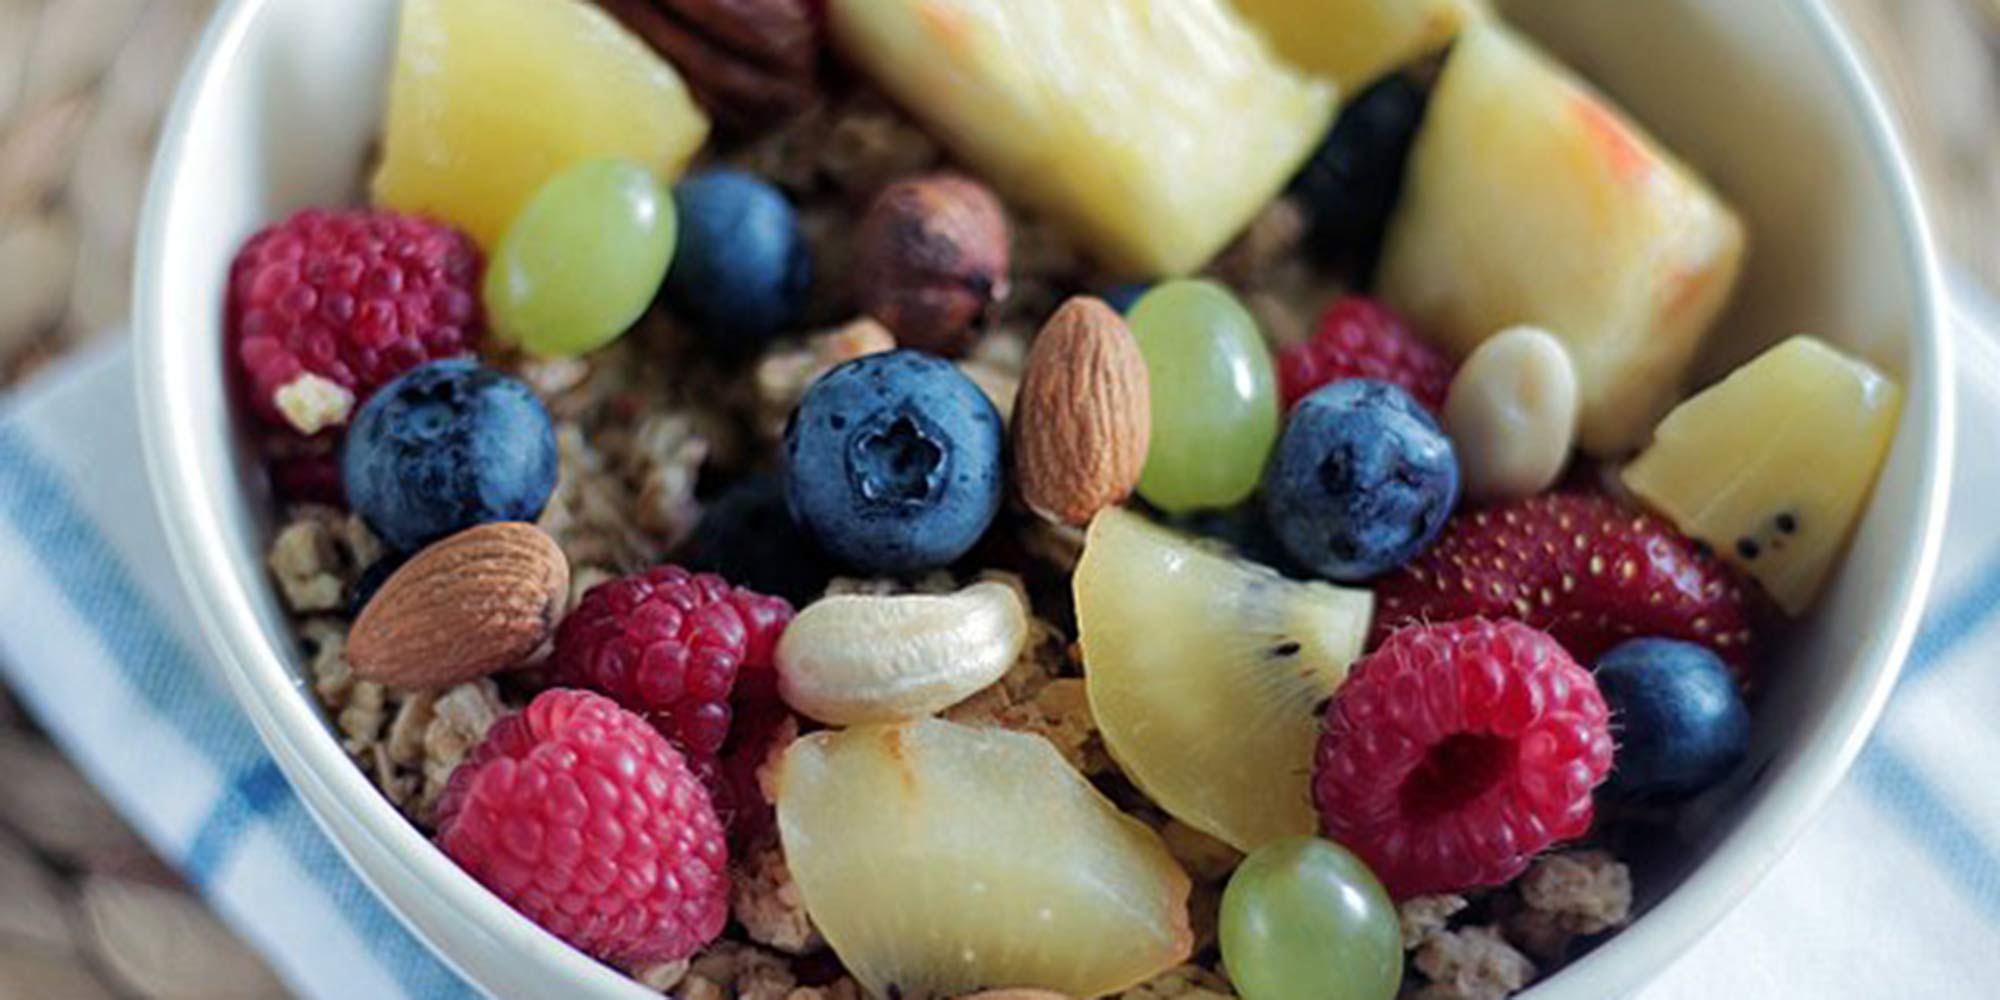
[135,1,1954,997]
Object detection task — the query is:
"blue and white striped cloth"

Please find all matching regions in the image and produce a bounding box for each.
[2,306,1997,998]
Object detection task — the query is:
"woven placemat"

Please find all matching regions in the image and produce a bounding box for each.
[0,3,295,996]
[0,2,1990,998]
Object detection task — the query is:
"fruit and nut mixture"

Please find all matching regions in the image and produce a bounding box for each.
[237,0,1906,998]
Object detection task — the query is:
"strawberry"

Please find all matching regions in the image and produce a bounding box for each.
[1372,492,1760,671]
[1277,296,1455,413]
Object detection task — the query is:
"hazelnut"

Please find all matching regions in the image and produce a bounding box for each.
[852,173,1011,356]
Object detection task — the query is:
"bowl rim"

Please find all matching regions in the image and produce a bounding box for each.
[131,0,1955,997]
[1530,1,1955,993]
[132,1,663,995]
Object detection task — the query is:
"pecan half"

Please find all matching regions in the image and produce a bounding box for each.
[598,0,820,131]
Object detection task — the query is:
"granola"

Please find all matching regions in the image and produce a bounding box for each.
[253,66,1680,1000]
[731,839,821,956]
[1409,926,1537,1000]
[266,507,383,614]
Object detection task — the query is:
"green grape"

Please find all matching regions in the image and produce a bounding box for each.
[1220,836,1402,1000]
[1128,280,1279,512]
[484,159,677,358]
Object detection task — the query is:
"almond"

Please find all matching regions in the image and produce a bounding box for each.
[1012,296,1151,526]
[348,523,569,690]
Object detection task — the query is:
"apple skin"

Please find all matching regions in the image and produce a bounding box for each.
[1378,22,1746,457]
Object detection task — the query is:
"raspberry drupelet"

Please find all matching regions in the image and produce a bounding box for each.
[434,689,729,964]
[551,566,794,758]
[1313,618,1614,899]
[228,208,484,436]
[1277,296,1455,414]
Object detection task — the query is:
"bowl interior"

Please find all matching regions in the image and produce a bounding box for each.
[137,1,1949,997]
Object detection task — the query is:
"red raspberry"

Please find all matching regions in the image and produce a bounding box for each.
[1373,492,1760,671]
[693,700,800,848]
[1313,619,1613,899]
[551,566,794,757]
[228,208,483,436]
[259,432,346,506]
[435,689,729,964]
[1277,296,1454,412]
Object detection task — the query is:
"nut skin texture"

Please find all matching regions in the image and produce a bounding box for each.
[349,523,570,689]
[1013,297,1151,526]
[853,174,1012,357]
[775,580,1029,725]
[596,0,819,131]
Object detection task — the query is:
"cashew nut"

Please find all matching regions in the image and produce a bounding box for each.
[776,581,1030,725]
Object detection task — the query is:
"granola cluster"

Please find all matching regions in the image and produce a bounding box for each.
[1390,850,1635,1000]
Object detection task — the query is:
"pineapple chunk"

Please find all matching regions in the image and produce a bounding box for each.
[371,0,709,248]
[826,0,1337,277]
[1231,0,1481,92]
[1623,337,1901,615]
[776,720,1192,999]
[1378,23,1745,456]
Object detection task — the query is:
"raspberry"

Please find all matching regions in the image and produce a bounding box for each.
[228,208,483,435]
[551,566,794,757]
[435,689,729,964]
[1313,619,1613,899]
[1277,296,1454,413]
[1373,492,1761,670]
[260,433,345,506]
[693,700,800,848]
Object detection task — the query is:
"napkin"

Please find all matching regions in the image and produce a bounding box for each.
[2,297,1996,999]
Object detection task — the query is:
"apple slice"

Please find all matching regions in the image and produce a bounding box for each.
[1377,22,1746,456]
[1232,0,1481,92]
[825,0,1336,277]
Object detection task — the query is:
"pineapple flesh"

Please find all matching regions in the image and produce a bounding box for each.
[1623,336,1902,615]
[775,720,1193,1000]
[1076,509,1372,853]
[1377,22,1746,456]
[826,0,1338,278]
[371,0,710,248]
[1231,0,1481,93]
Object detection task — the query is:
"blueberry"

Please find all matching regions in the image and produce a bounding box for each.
[341,359,558,552]
[348,555,405,617]
[1594,638,1751,804]
[1289,74,1428,281]
[1261,379,1458,581]
[783,350,1004,574]
[1161,505,1292,570]
[665,169,811,353]
[687,473,838,605]
[1100,282,1151,315]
